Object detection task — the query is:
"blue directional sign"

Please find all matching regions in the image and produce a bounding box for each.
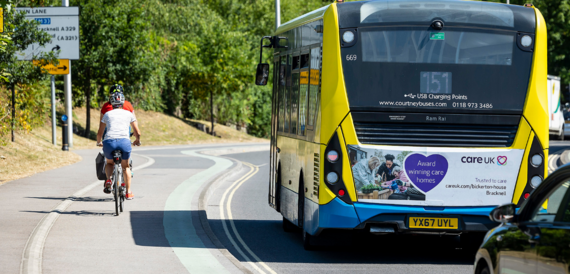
[34,18,51,24]
[61,114,68,122]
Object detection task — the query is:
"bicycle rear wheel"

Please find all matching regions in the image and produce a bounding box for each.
[119,174,124,212]
[113,167,120,216]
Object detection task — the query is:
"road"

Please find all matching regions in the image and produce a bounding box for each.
[548,140,570,173]
[0,141,568,274]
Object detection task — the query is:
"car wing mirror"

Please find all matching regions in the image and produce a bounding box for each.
[255,63,269,86]
[490,203,517,223]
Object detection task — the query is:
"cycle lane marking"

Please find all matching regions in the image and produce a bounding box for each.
[163,150,234,274]
[20,153,155,274]
[220,161,277,274]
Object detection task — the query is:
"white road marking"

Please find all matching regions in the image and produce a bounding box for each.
[163,150,234,274]
[219,165,265,273]
[548,154,560,174]
[220,162,277,274]
[20,153,155,274]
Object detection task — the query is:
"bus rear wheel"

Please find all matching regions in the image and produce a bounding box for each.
[303,230,315,251]
[283,217,296,232]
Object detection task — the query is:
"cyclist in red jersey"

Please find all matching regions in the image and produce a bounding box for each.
[101,84,134,117]
[101,84,134,138]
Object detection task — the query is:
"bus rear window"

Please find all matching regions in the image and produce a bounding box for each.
[361,30,514,66]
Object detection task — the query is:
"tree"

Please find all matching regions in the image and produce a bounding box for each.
[0,4,58,143]
[71,0,155,138]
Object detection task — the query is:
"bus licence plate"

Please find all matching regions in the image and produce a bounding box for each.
[409,217,458,229]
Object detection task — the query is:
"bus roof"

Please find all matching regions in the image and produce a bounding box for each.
[274,5,330,35]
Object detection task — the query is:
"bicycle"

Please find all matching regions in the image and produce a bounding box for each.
[110,150,126,216]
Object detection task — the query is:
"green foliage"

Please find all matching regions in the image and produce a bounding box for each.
[361,184,381,194]
[0,3,58,144]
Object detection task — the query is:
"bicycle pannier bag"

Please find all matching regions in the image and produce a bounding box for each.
[95,152,107,180]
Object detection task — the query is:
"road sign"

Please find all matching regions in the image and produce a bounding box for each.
[15,7,79,60]
[33,59,69,75]
[0,8,3,33]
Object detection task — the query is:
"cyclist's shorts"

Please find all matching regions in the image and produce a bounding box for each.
[103,138,132,160]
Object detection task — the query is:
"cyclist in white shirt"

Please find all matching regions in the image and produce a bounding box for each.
[96,92,141,200]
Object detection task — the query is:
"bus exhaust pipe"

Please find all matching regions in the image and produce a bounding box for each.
[369,225,395,235]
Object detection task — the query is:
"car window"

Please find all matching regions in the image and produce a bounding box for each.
[530,180,570,223]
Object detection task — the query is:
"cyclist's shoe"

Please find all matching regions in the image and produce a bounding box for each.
[104,180,112,194]
[126,192,134,200]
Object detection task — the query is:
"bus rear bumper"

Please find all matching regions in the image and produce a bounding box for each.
[312,198,497,235]
[353,202,497,233]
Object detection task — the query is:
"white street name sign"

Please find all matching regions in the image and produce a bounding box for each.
[15,7,80,60]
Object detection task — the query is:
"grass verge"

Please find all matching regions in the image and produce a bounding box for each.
[1,107,266,183]
[0,127,84,185]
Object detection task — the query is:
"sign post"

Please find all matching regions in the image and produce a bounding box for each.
[16,6,79,148]
[61,114,68,151]
[51,75,56,145]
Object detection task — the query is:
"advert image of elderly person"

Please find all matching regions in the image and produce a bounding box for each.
[376,154,399,182]
[352,156,381,191]
[380,166,412,193]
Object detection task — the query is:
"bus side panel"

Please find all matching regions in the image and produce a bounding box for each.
[319,3,350,145]
[522,8,548,149]
[278,135,299,225]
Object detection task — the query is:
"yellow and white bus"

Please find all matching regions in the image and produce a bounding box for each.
[255,0,548,249]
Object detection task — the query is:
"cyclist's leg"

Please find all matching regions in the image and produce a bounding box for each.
[102,139,116,193]
[117,138,133,193]
[102,139,116,180]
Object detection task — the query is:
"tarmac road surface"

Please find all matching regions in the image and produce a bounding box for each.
[0,141,566,274]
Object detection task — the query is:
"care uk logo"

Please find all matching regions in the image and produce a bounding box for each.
[496,156,507,166]
[460,156,507,166]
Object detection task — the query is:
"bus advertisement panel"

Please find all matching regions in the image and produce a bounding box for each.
[348,145,523,206]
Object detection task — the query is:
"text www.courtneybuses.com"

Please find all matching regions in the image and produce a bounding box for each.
[378,101,447,107]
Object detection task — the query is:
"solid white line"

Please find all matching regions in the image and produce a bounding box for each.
[221,162,277,274]
[20,153,154,274]
[226,163,276,274]
[548,155,559,174]
[219,165,265,274]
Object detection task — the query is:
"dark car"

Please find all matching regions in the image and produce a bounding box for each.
[474,164,570,274]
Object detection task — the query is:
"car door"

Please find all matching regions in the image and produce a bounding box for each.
[496,224,538,274]
[530,180,570,274]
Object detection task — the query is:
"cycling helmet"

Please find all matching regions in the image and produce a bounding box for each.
[109,92,125,108]
[110,84,124,94]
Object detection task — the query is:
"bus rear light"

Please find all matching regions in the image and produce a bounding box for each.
[530,154,543,167]
[327,150,339,162]
[324,132,352,204]
[530,176,542,188]
[326,172,339,184]
[516,136,544,206]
